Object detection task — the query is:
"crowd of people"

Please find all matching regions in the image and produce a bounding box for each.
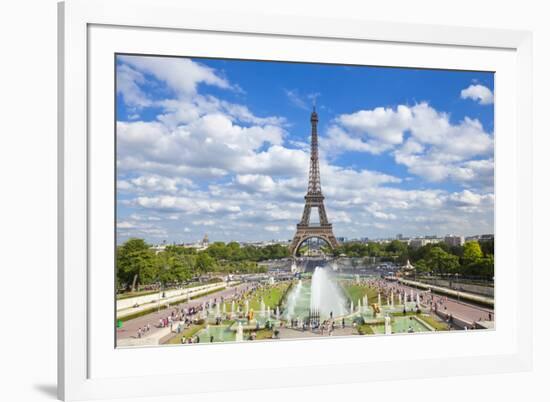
[132,282,278,343]
[366,277,494,329]
[134,295,228,340]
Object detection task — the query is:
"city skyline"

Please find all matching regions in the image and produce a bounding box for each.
[116,55,494,244]
[148,232,492,248]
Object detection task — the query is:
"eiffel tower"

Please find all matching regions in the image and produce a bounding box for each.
[289,108,339,256]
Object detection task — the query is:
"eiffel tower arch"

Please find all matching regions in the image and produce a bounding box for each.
[290,108,339,257]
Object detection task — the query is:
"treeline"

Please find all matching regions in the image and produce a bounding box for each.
[116,239,290,291]
[333,240,408,259]
[411,241,494,280]
[204,241,290,261]
[333,239,494,280]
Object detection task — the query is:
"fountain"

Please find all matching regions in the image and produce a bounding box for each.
[357,298,362,312]
[215,302,220,317]
[416,293,420,305]
[231,301,235,318]
[391,291,394,307]
[260,299,266,317]
[222,302,226,314]
[350,300,354,314]
[235,322,244,342]
[385,315,392,335]
[378,293,382,307]
[245,299,249,316]
[285,280,303,320]
[276,306,280,320]
[309,267,347,319]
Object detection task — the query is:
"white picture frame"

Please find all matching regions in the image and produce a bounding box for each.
[58,0,533,400]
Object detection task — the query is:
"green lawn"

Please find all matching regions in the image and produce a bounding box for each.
[416,314,450,331]
[239,283,291,312]
[341,283,379,306]
[357,324,375,335]
[164,323,206,344]
[390,311,419,317]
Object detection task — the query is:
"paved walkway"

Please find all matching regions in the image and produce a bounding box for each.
[116,282,251,343]
[376,279,494,327]
[399,278,494,306]
[117,282,228,317]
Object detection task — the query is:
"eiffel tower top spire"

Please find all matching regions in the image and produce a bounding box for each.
[308,107,322,194]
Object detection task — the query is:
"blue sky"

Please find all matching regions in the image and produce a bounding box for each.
[116,54,494,244]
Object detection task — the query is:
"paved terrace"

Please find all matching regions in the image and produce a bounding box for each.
[116,282,250,344]
[117,282,234,319]
[380,279,494,328]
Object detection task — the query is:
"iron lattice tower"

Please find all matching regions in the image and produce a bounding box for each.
[289,109,339,256]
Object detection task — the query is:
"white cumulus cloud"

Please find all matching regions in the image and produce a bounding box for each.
[460,84,494,105]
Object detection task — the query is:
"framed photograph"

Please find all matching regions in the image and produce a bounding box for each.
[58,0,533,400]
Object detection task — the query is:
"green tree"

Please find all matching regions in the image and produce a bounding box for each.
[463,241,483,264]
[116,238,157,291]
[195,252,216,273]
[477,254,495,279]
[367,242,382,257]
[155,250,194,285]
[387,240,407,255]
[462,253,494,279]
[414,259,430,274]
[479,238,494,256]
[424,246,460,276]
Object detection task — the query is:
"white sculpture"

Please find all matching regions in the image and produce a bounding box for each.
[384,315,391,335]
[235,322,244,342]
[260,299,266,317]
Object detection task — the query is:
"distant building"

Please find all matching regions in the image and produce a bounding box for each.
[465,234,494,242]
[444,235,465,247]
[182,234,210,251]
[396,233,403,240]
[149,244,166,254]
[409,237,442,249]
